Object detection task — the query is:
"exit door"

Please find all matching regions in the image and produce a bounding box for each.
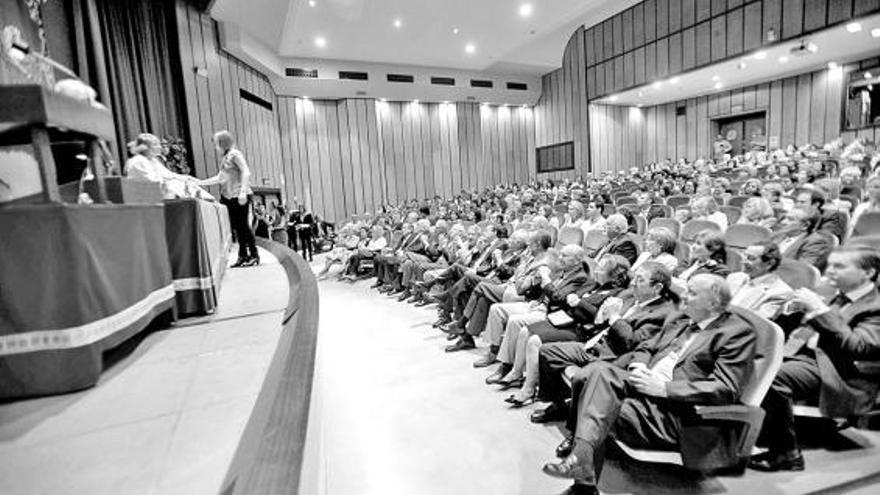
[715,113,767,156]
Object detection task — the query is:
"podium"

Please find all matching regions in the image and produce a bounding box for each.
[0,84,115,202]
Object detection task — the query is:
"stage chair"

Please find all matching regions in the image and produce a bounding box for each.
[680,219,722,243]
[616,196,637,206]
[775,259,820,290]
[666,195,691,209]
[850,211,880,237]
[557,226,584,247]
[674,242,691,266]
[727,195,750,208]
[605,306,783,471]
[724,224,772,250]
[720,205,742,225]
[583,230,609,258]
[649,217,682,237]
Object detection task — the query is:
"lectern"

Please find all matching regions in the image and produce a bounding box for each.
[0,84,115,202]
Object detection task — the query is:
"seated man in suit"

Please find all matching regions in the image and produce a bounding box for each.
[773,207,834,273]
[530,262,679,425]
[727,240,794,320]
[542,274,756,495]
[750,246,880,471]
[592,214,639,266]
[795,188,848,241]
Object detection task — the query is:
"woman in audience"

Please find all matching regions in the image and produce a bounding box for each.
[341,225,388,280]
[849,174,880,236]
[738,197,778,230]
[269,203,288,246]
[741,178,763,196]
[691,196,728,231]
[631,227,679,272]
[316,224,362,279]
[676,230,731,283]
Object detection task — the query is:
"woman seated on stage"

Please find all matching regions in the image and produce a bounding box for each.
[488,254,632,403]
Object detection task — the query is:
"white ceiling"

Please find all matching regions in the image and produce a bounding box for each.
[210,0,641,76]
[594,13,880,107]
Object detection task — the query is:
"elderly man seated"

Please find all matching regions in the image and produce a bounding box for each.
[750,246,880,472]
[773,208,834,273]
[542,274,756,495]
[591,214,639,266]
[727,240,794,320]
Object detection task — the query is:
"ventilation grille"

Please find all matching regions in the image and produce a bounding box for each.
[466,96,476,101]
[285,68,318,78]
[675,104,687,116]
[355,90,368,96]
[387,73,415,83]
[470,79,493,88]
[339,71,368,81]
[431,76,455,86]
[506,82,528,90]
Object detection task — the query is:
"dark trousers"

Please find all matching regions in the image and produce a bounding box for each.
[758,353,821,454]
[567,361,683,484]
[464,282,507,336]
[297,227,313,261]
[221,195,257,260]
[538,341,596,404]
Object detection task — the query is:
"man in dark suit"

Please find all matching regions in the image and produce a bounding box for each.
[774,207,834,273]
[750,246,880,471]
[592,214,639,266]
[530,262,678,425]
[542,274,756,495]
[795,188,848,241]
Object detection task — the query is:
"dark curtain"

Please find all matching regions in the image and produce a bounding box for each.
[81,0,189,164]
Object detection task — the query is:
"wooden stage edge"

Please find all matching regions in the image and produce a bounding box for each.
[219,239,319,495]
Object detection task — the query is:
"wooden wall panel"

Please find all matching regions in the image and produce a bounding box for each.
[726,7,744,56]
[710,16,727,62]
[828,0,854,23]
[682,27,696,70]
[744,1,763,51]
[782,0,805,39]
[804,0,828,31]
[669,0,683,33]
[645,0,658,41]
[696,21,711,66]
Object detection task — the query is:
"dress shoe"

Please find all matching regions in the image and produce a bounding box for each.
[378,285,394,293]
[446,332,459,341]
[369,280,383,289]
[497,376,525,390]
[439,322,462,334]
[506,392,537,408]
[561,484,599,495]
[472,352,498,368]
[231,257,248,268]
[542,449,592,481]
[485,364,512,384]
[530,403,566,424]
[396,290,412,302]
[555,435,575,458]
[414,299,432,307]
[747,451,805,472]
[432,317,451,328]
[445,337,475,352]
[241,256,260,267]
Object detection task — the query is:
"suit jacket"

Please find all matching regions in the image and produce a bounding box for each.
[540,266,592,312]
[727,272,794,320]
[569,283,627,327]
[599,297,676,358]
[818,211,847,241]
[780,231,833,273]
[806,287,880,416]
[597,233,639,266]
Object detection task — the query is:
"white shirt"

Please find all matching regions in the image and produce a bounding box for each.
[582,215,607,235]
[125,155,177,183]
[366,237,388,251]
[632,252,679,272]
[651,315,718,382]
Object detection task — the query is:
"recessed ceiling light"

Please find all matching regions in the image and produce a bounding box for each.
[452,27,459,34]
[846,22,862,33]
[712,75,720,81]
[609,95,618,102]
[753,50,767,60]
[636,103,643,107]
[652,81,662,89]
[314,36,326,48]
[393,19,402,29]
[866,72,874,80]
[465,43,476,54]
[778,56,789,63]
[412,99,419,104]
[302,96,310,100]
[308,0,315,6]
[521,104,528,108]
[519,4,533,17]
[806,42,818,53]
[714,82,723,90]
[379,98,387,102]
[442,101,450,105]
[668,77,680,85]
[737,61,747,69]
[828,62,839,70]
[637,91,644,97]
[872,28,880,38]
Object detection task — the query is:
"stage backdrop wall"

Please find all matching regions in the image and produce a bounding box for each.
[588,55,880,172]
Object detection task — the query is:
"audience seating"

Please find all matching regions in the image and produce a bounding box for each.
[727,250,744,272]
[848,235,880,251]
[648,217,682,237]
[656,204,674,218]
[583,231,609,258]
[602,204,617,216]
[720,205,742,225]
[842,186,863,199]
[557,226,584,247]
[616,196,637,206]
[838,194,860,211]
[851,212,880,237]
[727,196,750,208]
[775,259,820,290]
[724,224,773,250]
[680,219,722,243]
[674,242,691,265]
[665,195,691,209]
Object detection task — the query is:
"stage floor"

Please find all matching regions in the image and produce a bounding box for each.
[0,247,288,495]
[305,257,880,495]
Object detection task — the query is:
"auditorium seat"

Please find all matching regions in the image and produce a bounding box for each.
[616,196,636,206]
[851,212,880,237]
[666,195,691,209]
[727,250,744,272]
[557,226,584,247]
[724,224,772,250]
[727,196,750,208]
[848,235,880,251]
[775,259,820,290]
[720,205,742,225]
[680,219,722,243]
[583,230,609,258]
[602,203,617,216]
[648,217,681,237]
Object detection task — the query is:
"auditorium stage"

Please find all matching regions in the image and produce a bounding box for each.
[0,248,288,495]
[306,255,880,495]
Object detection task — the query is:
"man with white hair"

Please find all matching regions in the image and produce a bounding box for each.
[591,214,638,266]
[542,274,756,495]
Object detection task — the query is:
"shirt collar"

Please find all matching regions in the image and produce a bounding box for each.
[695,314,721,331]
[636,296,663,309]
[845,283,875,304]
[749,272,777,286]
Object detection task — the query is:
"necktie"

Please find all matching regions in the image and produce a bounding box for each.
[783,292,848,357]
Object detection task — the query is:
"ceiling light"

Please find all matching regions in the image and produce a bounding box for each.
[712,75,720,81]
[778,56,789,63]
[521,104,528,108]
[652,81,662,89]
[453,28,459,34]
[828,61,839,70]
[393,19,402,29]
[806,42,818,53]
[846,22,862,33]
[314,36,326,48]
[442,101,450,105]
[714,82,723,90]
[308,0,315,6]
[519,4,533,17]
[412,99,419,104]
[636,103,643,108]
[668,77,680,85]
[737,61,747,70]
[609,95,618,102]
[465,43,476,54]
[872,28,880,38]
[753,50,767,60]
[302,96,310,100]
[637,91,644,97]
[379,98,387,102]
[866,72,874,80]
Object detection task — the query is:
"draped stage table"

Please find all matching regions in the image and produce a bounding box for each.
[163,198,231,316]
[0,204,176,399]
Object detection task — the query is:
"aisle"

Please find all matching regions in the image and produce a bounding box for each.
[307,270,571,495]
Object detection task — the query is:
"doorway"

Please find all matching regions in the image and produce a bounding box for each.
[713,112,767,158]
